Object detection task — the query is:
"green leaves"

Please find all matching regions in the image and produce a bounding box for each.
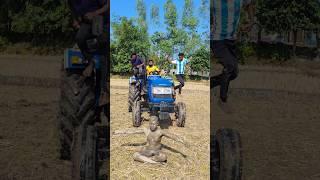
[1,0,72,45]
[256,0,320,33]
[182,0,198,32]
[151,4,160,26]
[111,0,209,74]
[111,18,150,73]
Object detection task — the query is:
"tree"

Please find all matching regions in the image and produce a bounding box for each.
[111,18,150,73]
[151,4,160,26]
[182,0,198,32]
[256,0,317,58]
[189,45,210,72]
[164,0,177,36]
[136,0,147,29]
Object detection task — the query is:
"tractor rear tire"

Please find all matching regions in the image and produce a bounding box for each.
[128,84,139,112]
[175,102,186,127]
[212,129,242,180]
[132,100,142,127]
[58,69,99,179]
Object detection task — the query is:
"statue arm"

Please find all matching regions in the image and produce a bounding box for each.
[113,128,146,136]
[162,131,188,146]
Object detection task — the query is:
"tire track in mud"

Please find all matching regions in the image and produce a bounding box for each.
[0,75,59,88]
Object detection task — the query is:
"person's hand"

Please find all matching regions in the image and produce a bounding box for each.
[84,11,97,20]
[73,20,80,29]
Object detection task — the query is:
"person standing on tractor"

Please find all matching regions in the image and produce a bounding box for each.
[131,53,147,94]
[146,60,160,76]
[211,0,254,110]
[67,0,108,106]
[167,53,192,94]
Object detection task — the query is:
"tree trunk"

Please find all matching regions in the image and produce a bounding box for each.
[293,30,297,59]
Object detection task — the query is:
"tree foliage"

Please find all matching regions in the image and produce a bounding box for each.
[151,4,160,26]
[256,0,320,56]
[111,18,150,73]
[111,0,210,74]
[0,0,73,46]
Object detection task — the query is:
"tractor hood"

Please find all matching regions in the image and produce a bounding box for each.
[147,75,173,87]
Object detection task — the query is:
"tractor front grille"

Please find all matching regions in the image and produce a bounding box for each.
[152,94,172,99]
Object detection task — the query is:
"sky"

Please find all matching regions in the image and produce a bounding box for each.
[110,0,210,36]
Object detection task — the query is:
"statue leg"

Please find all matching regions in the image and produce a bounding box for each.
[151,151,167,163]
[133,152,159,164]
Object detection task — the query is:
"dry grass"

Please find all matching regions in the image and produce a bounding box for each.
[110,79,210,179]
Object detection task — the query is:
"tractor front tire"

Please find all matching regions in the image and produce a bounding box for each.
[212,128,242,180]
[132,100,142,127]
[175,102,186,127]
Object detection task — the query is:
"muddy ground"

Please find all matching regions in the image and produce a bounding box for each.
[0,55,319,180]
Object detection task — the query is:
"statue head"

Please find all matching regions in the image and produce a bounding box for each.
[149,117,159,131]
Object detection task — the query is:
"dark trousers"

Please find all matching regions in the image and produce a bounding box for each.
[133,66,146,92]
[211,40,239,102]
[75,23,95,62]
[175,74,185,90]
[76,23,107,93]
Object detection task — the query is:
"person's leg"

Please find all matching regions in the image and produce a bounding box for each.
[224,40,239,96]
[212,40,237,102]
[133,152,159,164]
[174,75,180,90]
[211,40,226,89]
[179,75,185,94]
[75,23,95,77]
[175,74,184,94]
[151,152,167,162]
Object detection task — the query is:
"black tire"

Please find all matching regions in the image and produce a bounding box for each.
[128,83,140,112]
[132,100,142,127]
[212,129,242,180]
[58,68,98,179]
[175,102,186,127]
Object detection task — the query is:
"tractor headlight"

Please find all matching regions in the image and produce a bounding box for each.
[152,87,172,95]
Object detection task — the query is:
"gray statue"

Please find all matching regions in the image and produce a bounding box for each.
[113,117,188,164]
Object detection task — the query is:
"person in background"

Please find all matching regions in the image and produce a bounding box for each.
[167,53,192,94]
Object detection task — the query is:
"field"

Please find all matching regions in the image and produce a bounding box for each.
[110,79,210,179]
[0,55,70,180]
[212,63,320,180]
[0,55,319,180]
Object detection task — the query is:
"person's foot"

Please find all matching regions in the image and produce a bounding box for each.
[217,98,233,114]
[99,90,108,106]
[178,87,182,94]
[83,60,95,77]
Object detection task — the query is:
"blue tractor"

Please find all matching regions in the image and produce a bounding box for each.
[128,72,186,127]
[58,16,108,179]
